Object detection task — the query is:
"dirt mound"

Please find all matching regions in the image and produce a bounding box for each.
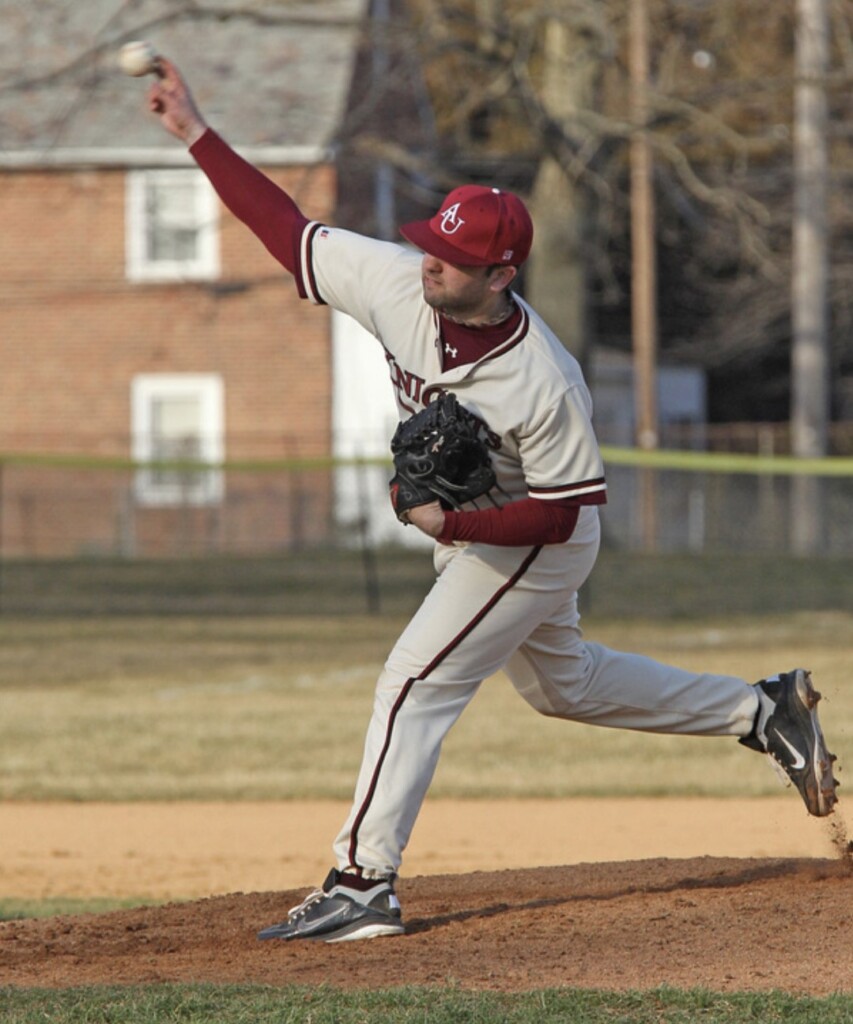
[2,857,851,994]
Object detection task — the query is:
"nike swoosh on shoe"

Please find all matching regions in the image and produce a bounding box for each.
[772,728,806,770]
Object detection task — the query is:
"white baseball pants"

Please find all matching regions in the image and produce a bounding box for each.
[333,507,758,877]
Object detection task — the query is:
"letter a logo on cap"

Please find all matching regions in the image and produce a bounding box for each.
[400,183,533,266]
[439,202,465,235]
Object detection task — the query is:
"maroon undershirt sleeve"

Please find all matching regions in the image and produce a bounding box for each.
[189,128,308,275]
[437,498,581,547]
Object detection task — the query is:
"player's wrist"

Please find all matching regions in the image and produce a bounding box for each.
[436,510,458,545]
[183,119,209,148]
[405,501,445,538]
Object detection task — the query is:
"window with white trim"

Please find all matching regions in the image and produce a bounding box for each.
[131,374,224,506]
[126,169,220,282]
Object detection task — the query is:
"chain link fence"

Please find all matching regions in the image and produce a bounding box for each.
[0,450,850,616]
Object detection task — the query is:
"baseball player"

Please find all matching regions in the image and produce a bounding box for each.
[146,58,838,944]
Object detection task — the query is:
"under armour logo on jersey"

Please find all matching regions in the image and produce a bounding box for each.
[445,342,458,358]
[439,203,466,235]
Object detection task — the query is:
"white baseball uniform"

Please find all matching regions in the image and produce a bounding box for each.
[294,226,758,878]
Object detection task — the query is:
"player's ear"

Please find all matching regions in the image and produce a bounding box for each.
[487,265,517,292]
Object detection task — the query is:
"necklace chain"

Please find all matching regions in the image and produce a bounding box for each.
[442,296,515,328]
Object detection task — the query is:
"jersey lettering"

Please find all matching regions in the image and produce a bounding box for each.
[385,348,426,406]
[421,384,446,407]
[466,408,502,451]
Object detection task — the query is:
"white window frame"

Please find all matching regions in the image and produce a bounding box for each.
[126,169,220,282]
[131,373,225,506]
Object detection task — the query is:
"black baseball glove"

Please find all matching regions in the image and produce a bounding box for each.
[389,392,496,521]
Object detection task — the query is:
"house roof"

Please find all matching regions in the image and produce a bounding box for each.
[0,0,368,168]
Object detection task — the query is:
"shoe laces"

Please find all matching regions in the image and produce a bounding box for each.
[287,887,326,921]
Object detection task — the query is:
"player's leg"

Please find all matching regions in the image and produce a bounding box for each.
[332,541,558,881]
[258,664,485,942]
[504,592,757,734]
[504,576,837,815]
[331,666,483,878]
[259,540,558,942]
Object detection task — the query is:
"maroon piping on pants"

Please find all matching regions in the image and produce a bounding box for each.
[347,545,543,871]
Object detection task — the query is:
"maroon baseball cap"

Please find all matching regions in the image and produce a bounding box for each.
[400,184,533,267]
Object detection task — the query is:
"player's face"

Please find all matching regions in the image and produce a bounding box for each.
[420,254,502,320]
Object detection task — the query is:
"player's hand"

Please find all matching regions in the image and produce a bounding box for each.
[404,501,446,538]
[147,57,208,146]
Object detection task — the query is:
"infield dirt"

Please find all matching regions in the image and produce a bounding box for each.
[2,798,852,994]
[2,857,852,994]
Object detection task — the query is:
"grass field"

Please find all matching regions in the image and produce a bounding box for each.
[0,611,850,802]
[3,983,853,1023]
[1,547,851,618]
[1,557,851,1021]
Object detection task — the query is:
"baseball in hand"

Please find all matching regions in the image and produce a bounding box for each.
[118,40,161,77]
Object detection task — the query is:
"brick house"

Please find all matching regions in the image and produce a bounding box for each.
[0,0,432,556]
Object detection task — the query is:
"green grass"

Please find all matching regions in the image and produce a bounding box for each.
[1,984,852,1023]
[1,548,850,618]
[0,547,435,618]
[0,612,851,800]
[0,897,165,921]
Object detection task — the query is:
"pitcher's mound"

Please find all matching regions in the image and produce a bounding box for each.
[2,857,851,994]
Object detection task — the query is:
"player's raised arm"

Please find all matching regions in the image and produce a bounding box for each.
[140,54,308,275]
[147,57,209,147]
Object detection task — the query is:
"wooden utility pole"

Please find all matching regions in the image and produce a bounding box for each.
[629,0,658,453]
[372,0,395,240]
[791,0,830,554]
[527,18,597,363]
[629,0,659,547]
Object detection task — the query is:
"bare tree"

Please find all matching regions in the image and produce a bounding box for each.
[399,0,853,438]
[6,0,853,435]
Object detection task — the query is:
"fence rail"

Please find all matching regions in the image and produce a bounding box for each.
[0,447,851,566]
